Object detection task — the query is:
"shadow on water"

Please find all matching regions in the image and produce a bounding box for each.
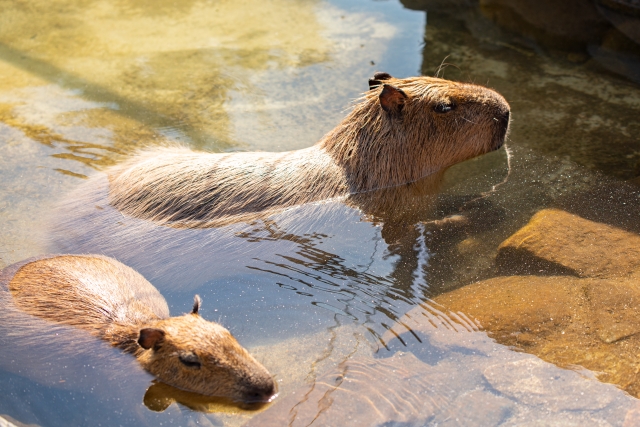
[0,43,209,149]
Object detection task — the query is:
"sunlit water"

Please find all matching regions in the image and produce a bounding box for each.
[1,0,640,426]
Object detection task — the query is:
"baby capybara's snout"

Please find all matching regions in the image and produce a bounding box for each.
[241,374,278,403]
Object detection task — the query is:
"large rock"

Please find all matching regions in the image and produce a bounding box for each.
[432,275,640,396]
[428,209,640,397]
[497,208,640,279]
[479,0,609,49]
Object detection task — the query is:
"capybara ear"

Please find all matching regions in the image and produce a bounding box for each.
[379,84,407,115]
[138,328,166,350]
[191,294,201,315]
[373,72,392,80]
[369,72,393,90]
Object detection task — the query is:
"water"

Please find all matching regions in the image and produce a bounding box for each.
[1,0,640,425]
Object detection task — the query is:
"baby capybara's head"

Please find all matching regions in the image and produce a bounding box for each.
[323,72,511,192]
[136,297,275,403]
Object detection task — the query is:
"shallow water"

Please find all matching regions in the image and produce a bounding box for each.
[1,0,640,426]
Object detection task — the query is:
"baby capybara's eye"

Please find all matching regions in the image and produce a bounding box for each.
[434,102,456,113]
[178,352,201,369]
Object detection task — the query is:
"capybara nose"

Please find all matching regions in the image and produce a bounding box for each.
[246,380,277,403]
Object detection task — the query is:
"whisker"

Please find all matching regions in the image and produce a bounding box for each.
[461,142,513,207]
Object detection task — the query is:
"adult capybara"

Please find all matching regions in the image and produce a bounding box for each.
[1,254,276,402]
[107,73,510,227]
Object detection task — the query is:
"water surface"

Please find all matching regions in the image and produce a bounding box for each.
[1,0,640,426]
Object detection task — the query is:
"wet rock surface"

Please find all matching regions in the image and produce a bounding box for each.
[434,209,640,397]
[483,358,613,411]
[248,315,639,427]
[497,208,640,278]
[245,351,454,427]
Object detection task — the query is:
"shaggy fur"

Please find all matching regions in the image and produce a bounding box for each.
[6,255,275,402]
[108,74,510,227]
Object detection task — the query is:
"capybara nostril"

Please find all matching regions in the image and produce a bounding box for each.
[245,388,277,403]
[240,373,277,403]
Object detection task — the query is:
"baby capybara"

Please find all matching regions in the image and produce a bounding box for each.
[1,254,276,402]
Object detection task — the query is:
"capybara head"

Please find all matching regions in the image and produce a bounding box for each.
[322,73,511,192]
[136,297,276,403]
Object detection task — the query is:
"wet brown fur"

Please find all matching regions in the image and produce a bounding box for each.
[5,255,276,402]
[108,74,510,227]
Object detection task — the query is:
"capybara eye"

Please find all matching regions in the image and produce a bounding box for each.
[434,102,456,113]
[178,352,201,369]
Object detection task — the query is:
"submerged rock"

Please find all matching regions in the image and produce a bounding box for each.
[496,208,640,278]
[433,209,640,396]
[248,312,637,426]
[483,358,614,411]
[244,351,454,427]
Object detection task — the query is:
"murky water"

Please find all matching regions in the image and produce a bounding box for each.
[1,0,640,426]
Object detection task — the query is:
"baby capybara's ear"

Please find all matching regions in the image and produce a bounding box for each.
[138,328,166,350]
[373,72,392,80]
[369,72,393,89]
[379,84,408,115]
[191,295,201,315]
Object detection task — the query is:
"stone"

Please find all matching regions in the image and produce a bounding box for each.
[426,209,640,397]
[483,358,613,411]
[432,389,515,427]
[244,352,452,427]
[479,0,609,47]
[431,274,640,397]
[497,208,640,279]
[623,402,640,427]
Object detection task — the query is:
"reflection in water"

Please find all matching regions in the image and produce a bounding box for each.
[143,381,270,414]
[0,0,333,149]
[237,215,482,347]
[238,220,398,337]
